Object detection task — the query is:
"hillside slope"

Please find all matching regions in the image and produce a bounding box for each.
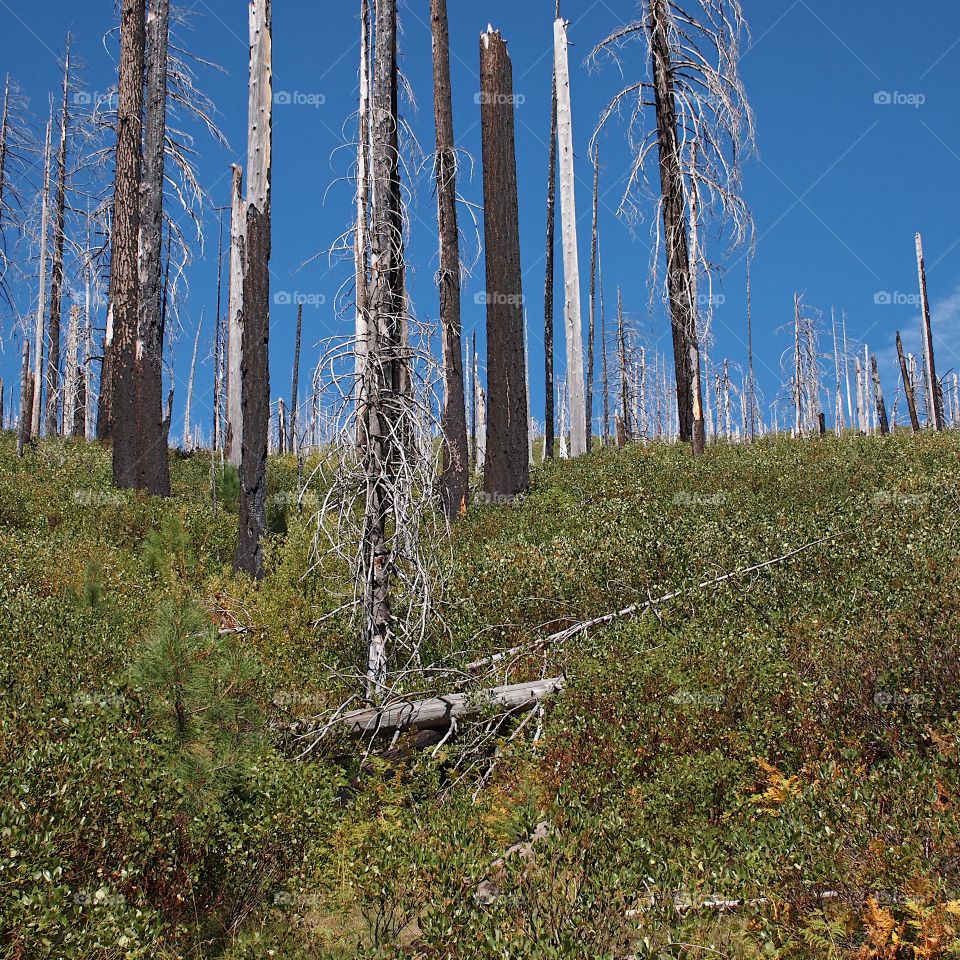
[2,434,959,958]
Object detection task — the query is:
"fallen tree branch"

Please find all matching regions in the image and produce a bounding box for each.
[467,531,845,673]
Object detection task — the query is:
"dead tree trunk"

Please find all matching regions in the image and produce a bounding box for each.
[289,301,302,452]
[648,0,698,446]
[431,0,469,518]
[870,354,889,436]
[617,287,631,443]
[17,341,31,456]
[469,331,477,467]
[74,369,86,439]
[213,214,224,452]
[44,36,71,438]
[480,27,529,498]
[32,114,52,438]
[361,0,405,701]
[599,248,610,445]
[553,17,586,457]
[64,303,78,435]
[831,308,843,435]
[793,293,802,437]
[896,331,920,433]
[915,232,943,430]
[542,1,559,460]
[355,0,371,382]
[111,0,146,490]
[747,256,756,441]
[97,300,114,440]
[134,0,171,494]
[0,75,9,229]
[183,316,201,449]
[225,163,244,466]
[587,144,599,450]
[235,0,272,579]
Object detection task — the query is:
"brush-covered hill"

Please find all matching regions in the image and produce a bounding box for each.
[3,432,960,958]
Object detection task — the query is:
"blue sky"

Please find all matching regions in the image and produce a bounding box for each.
[2,0,960,437]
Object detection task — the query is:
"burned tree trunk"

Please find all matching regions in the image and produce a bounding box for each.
[648,0,696,442]
[553,17,586,458]
[648,0,699,447]
[747,256,756,441]
[64,303,78,435]
[213,215,224,452]
[74,369,86,439]
[361,0,405,700]
[111,0,146,489]
[480,27,529,498]
[915,232,943,430]
[870,354,889,436]
[44,37,71,438]
[134,0,171,494]
[431,0,469,518]
[225,163,245,466]
[599,248,610,445]
[587,144,599,450]
[17,341,31,456]
[542,6,559,460]
[235,0,273,579]
[32,114,52,438]
[289,301,302,452]
[617,287,631,443]
[896,331,920,433]
[354,0,371,411]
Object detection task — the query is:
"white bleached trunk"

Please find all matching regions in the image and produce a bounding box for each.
[183,316,202,449]
[553,18,586,457]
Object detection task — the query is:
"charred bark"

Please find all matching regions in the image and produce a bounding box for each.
[235,0,272,579]
[134,0,171,494]
[110,0,146,489]
[870,353,889,436]
[480,28,528,499]
[648,0,698,444]
[44,37,71,437]
[17,341,30,457]
[895,331,920,433]
[431,0,469,518]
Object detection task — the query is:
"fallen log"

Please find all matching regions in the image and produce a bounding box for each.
[337,676,565,738]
